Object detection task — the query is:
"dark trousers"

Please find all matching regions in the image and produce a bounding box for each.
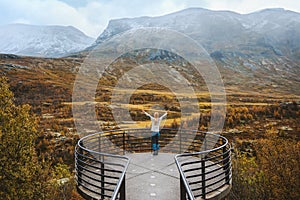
[151,132,159,151]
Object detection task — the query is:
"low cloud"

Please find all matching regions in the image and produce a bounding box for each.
[1,0,300,38]
[206,0,300,14]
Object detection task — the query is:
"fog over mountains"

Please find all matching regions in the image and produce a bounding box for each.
[95,8,300,59]
[89,8,300,92]
[0,24,94,58]
[0,7,300,87]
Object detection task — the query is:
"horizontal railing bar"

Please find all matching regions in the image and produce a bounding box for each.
[78,134,130,160]
[76,157,125,173]
[204,176,227,189]
[79,142,99,150]
[180,153,226,166]
[202,181,230,196]
[76,149,129,163]
[185,163,224,179]
[76,161,123,175]
[77,172,118,186]
[174,131,231,200]
[191,176,227,194]
[176,138,228,157]
[78,183,104,197]
[203,164,225,176]
[76,128,231,200]
[183,159,230,180]
[76,152,127,169]
[205,157,228,169]
[190,170,226,186]
[183,166,203,173]
[78,176,115,193]
[76,165,121,180]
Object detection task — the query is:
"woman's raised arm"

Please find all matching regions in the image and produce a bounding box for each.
[160,112,167,119]
[143,110,152,118]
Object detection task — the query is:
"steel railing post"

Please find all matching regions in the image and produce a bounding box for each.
[222,140,230,184]
[120,175,126,200]
[75,129,231,200]
[101,161,105,199]
[180,176,187,200]
[201,158,206,199]
[77,141,83,186]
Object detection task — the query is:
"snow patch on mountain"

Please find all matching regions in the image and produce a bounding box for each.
[93,8,300,55]
[0,24,95,58]
[88,7,300,88]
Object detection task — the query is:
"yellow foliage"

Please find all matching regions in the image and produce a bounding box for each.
[230,138,300,199]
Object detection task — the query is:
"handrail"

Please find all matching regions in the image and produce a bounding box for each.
[78,132,130,159]
[75,128,231,200]
[75,133,130,200]
[175,133,232,200]
[178,163,195,200]
[111,160,128,200]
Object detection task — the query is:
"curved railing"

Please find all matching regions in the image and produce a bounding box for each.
[175,134,232,200]
[75,128,232,200]
[75,133,129,200]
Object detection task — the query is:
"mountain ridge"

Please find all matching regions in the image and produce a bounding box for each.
[0,23,95,58]
[93,7,300,52]
[88,7,300,95]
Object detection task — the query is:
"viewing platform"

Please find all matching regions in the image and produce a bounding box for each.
[75,128,232,200]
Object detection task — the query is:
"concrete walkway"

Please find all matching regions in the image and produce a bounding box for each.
[77,152,230,200]
[126,153,180,200]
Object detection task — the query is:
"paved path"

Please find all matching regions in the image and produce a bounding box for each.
[78,152,230,200]
[126,153,180,200]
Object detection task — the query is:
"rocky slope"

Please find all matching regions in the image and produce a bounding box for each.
[89,8,300,94]
[94,8,300,59]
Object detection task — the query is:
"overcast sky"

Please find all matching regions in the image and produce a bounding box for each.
[1,0,300,38]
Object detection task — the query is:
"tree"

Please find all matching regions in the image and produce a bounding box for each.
[229,138,300,200]
[0,77,48,199]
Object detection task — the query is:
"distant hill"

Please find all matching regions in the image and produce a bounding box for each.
[93,8,300,59]
[88,8,300,94]
[0,24,95,58]
[0,8,299,94]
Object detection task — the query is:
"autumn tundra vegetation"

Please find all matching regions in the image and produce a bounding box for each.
[0,54,299,199]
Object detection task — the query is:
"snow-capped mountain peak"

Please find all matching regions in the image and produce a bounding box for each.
[0,24,95,58]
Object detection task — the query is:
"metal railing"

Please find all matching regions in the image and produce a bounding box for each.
[95,128,212,155]
[175,133,232,200]
[75,128,232,200]
[75,133,129,200]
